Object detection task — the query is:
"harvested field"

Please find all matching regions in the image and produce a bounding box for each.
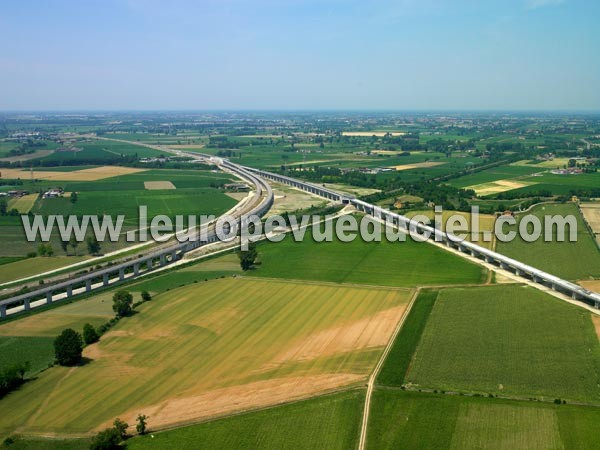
[580,203,600,244]
[592,315,600,341]
[127,390,364,450]
[116,374,363,430]
[467,179,536,196]
[7,193,38,213]
[578,280,600,294]
[0,278,410,435]
[143,180,176,190]
[0,166,146,182]
[393,161,445,171]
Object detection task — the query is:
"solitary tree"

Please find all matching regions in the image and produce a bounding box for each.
[238,242,258,271]
[38,243,48,257]
[136,414,148,435]
[54,328,83,366]
[141,291,152,302]
[70,191,78,203]
[87,235,101,255]
[82,323,99,345]
[112,290,133,317]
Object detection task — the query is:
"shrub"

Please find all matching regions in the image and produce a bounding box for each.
[141,291,152,302]
[89,427,121,450]
[83,323,99,345]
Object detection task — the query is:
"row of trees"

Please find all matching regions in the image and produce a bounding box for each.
[90,415,148,449]
[25,235,101,259]
[53,290,151,367]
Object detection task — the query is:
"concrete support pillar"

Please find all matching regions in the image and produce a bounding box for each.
[103,273,109,286]
[171,250,177,262]
[66,286,73,297]
[515,269,522,276]
[147,259,154,271]
[119,268,125,281]
[46,292,53,304]
[160,254,167,266]
[86,280,92,292]
[24,299,30,311]
[133,263,140,276]
[551,283,557,291]
[0,305,6,319]
[595,301,600,310]
[572,292,578,300]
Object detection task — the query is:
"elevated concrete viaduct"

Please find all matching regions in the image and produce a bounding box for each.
[0,160,273,319]
[245,166,600,310]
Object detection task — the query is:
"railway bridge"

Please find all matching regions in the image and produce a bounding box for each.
[0,161,273,319]
[246,166,600,310]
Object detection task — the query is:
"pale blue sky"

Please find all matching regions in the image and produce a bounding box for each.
[1,0,598,110]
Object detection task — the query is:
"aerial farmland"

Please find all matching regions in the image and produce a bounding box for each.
[1,1,600,447]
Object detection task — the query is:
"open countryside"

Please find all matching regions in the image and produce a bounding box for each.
[1,0,600,445]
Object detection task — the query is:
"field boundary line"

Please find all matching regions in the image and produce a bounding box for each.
[358,287,420,450]
[242,276,414,292]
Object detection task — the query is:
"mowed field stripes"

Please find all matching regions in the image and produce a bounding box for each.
[0,278,411,435]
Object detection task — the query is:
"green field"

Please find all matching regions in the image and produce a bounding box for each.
[449,163,544,189]
[0,278,410,435]
[32,187,236,226]
[0,256,89,284]
[128,390,363,450]
[250,219,487,287]
[367,390,600,450]
[0,336,54,375]
[496,203,600,280]
[405,285,600,402]
[0,168,237,263]
[376,289,438,387]
[40,139,163,162]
